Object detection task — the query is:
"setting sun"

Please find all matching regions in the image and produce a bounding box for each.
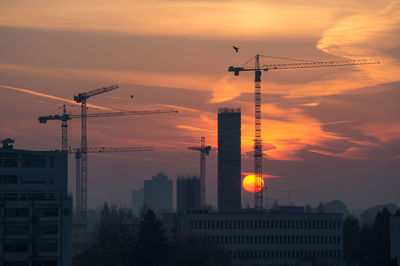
[242,174,264,193]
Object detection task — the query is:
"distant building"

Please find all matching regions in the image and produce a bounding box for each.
[218,108,241,212]
[132,188,144,215]
[144,172,173,215]
[0,141,72,266]
[177,175,201,213]
[163,208,344,265]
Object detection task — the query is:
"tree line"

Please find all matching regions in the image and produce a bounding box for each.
[73,203,231,266]
[344,207,400,266]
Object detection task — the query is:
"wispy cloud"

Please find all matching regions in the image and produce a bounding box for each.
[0,84,113,110]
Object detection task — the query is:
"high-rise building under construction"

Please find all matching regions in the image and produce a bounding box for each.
[218,108,241,212]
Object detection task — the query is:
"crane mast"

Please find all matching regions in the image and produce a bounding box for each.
[228,55,380,210]
[61,105,68,151]
[254,55,263,210]
[188,137,211,207]
[73,84,119,224]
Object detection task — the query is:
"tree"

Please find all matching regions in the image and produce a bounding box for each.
[74,203,138,266]
[343,215,360,262]
[358,207,392,266]
[369,207,391,266]
[134,209,169,266]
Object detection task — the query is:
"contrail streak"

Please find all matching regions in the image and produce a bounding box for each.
[0,84,113,111]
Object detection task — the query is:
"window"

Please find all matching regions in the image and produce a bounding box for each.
[0,152,18,168]
[33,193,46,200]
[35,208,58,217]
[38,242,58,253]
[5,208,30,217]
[21,154,46,168]
[4,225,30,235]
[20,176,47,184]
[0,175,17,184]
[4,262,29,266]
[39,225,58,235]
[4,243,30,253]
[4,193,18,200]
[34,261,58,266]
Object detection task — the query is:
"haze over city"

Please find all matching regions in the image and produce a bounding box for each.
[1,0,399,210]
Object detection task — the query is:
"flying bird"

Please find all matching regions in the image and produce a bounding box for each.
[130,95,135,100]
[232,46,239,53]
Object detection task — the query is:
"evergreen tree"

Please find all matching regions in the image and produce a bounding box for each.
[74,204,138,266]
[343,215,360,262]
[134,209,169,266]
[370,207,391,266]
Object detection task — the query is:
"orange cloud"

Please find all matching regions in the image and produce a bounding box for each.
[0,0,336,38]
[176,125,211,132]
[242,172,280,179]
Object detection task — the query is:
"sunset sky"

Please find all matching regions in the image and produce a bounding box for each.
[1,0,399,210]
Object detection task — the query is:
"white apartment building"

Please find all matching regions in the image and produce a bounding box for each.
[163,207,344,265]
[0,142,72,266]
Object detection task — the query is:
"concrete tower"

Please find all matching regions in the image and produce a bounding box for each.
[218,108,241,212]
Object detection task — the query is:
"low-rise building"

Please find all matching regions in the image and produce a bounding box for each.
[164,207,344,265]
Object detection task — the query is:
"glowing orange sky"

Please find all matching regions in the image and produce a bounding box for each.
[0,0,399,208]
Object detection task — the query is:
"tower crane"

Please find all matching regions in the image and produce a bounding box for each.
[228,55,380,210]
[38,106,178,151]
[68,146,153,219]
[39,105,177,223]
[73,84,119,223]
[187,137,211,207]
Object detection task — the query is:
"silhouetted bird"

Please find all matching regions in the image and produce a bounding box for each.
[232,46,239,53]
[130,95,135,100]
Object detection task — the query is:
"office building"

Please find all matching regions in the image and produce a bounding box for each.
[218,108,241,212]
[0,140,72,266]
[131,188,144,215]
[177,175,201,213]
[163,207,344,265]
[144,172,172,215]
